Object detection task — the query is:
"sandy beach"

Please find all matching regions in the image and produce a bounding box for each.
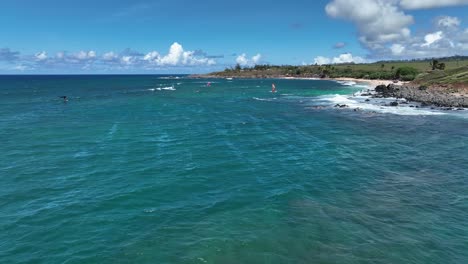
[330,77,406,87]
[279,76,405,88]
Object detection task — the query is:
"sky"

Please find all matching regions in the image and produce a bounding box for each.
[0,0,467,73]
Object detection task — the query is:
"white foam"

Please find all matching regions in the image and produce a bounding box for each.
[337,81,357,86]
[162,86,176,90]
[253,97,277,102]
[316,94,447,116]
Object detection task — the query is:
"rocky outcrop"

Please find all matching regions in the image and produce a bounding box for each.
[374,84,468,108]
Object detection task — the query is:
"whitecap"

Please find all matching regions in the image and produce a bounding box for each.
[337,81,357,86]
[315,94,448,116]
[161,86,176,91]
[253,97,277,102]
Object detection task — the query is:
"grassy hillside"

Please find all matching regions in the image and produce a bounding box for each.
[413,66,468,86]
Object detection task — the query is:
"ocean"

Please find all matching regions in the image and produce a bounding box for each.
[1,75,467,264]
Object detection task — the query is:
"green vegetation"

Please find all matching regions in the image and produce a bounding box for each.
[413,65,468,87]
[210,56,468,82]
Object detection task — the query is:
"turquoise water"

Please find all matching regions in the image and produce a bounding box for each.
[1,75,467,264]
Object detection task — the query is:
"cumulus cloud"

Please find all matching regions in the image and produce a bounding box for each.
[437,16,461,29]
[313,53,366,65]
[0,48,20,62]
[252,54,262,64]
[325,0,468,59]
[143,42,216,66]
[74,51,96,60]
[422,31,444,47]
[399,0,468,10]
[7,42,219,72]
[326,0,414,49]
[102,51,119,62]
[391,44,405,55]
[236,54,249,66]
[236,53,262,66]
[35,51,48,61]
[313,56,332,65]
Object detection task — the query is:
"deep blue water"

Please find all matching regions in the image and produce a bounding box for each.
[1,75,467,264]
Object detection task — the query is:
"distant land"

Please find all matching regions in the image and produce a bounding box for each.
[194,56,468,108]
[198,56,468,83]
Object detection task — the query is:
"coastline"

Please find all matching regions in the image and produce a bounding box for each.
[192,74,467,108]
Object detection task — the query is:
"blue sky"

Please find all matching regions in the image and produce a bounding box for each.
[1,0,467,73]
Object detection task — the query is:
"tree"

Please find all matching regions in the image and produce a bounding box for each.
[235,63,241,71]
[430,59,439,70]
[430,59,446,70]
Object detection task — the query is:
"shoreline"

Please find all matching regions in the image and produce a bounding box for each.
[194,74,405,88]
[191,74,467,108]
[277,76,406,87]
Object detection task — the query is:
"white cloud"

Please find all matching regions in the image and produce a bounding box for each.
[236,54,249,66]
[102,51,119,61]
[159,42,183,65]
[236,53,262,66]
[35,51,47,61]
[314,53,366,65]
[325,0,413,49]
[2,42,220,72]
[143,51,159,61]
[74,51,96,60]
[325,1,468,59]
[391,44,405,55]
[437,16,461,29]
[422,31,444,47]
[144,42,216,66]
[121,56,134,65]
[252,54,262,64]
[313,56,331,65]
[400,0,468,10]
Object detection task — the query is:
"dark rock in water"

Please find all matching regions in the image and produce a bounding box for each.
[410,105,415,108]
[457,108,464,111]
[375,84,399,98]
[365,99,370,102]
[334,104,349,108]
[444,107,453,111]
[375,85,387,93]
[390,101,399,106]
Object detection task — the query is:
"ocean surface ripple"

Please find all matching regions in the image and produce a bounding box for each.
[1,75,467,264]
